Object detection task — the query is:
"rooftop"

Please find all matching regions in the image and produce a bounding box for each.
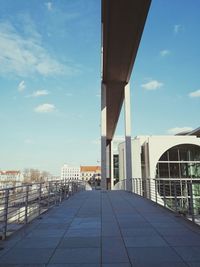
[80,166,101,172]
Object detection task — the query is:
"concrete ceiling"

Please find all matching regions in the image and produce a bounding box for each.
[102,0,151,140]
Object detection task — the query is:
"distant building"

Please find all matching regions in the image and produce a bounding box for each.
[0,170,23,188]
[61,164,80,181]
[80,166,101,185]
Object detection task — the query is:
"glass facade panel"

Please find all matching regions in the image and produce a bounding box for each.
[188,163,200,178]
[193,183,200,196]
[179,146,190,161]
[157,163,169,178]
[169,163,180,178]
[156,144,200,209]
[190,146,200,161]
[159,151,168,161]
[157,144,200,179]
[180,163,191,178]
[168,148,179,161]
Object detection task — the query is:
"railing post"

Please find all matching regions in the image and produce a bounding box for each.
[174,182,178,213]
[3,189,9,240]
[66,181,69,198]
[135,179,137,194]
[55,182,58,205]
[163,180,166,208]
[59,181,62,203]
[64,179,67,198]
[155,180,158,203]
[47,182,51,209]
[148,179,151,200]
[69,182,72,195]
[189,181,195,223]
[25,185,29,224]
[38,183,42,215]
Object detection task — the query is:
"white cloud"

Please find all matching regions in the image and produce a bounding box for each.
[18,80,26,92]
[28,90,49,97]
[45,2,53,11]
[174,24,183,34]
[34,103,55,113]
[160,50,170,57]
[141,80,163,90]
[0,21,79,77]
[167,127,193,135]
[189,89,200,98]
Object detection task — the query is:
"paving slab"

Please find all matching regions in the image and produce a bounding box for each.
[0,190,200,267]
[0,248,54,264]
[49,248,100,264]
[58,237,100,248]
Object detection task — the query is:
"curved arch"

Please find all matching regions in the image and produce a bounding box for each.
[158,143,200,162]
[151,141,200,179]
[155,143,200,179]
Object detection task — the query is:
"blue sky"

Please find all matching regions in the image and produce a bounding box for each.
[0,1,199,175]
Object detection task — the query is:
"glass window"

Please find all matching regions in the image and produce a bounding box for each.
[158,163,169,178]
[193,183,200,196]
[179,147,190,161]
[159,151,168,161]
[168,148,178,161]
[190,145,200,161]
[169,163,180,178]
[180,163,191,178]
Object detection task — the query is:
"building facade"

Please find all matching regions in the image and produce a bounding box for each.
[61,164,80,181]
[80,166,101,186]
[0,171,23,189]
[118,135,200,180]
[118,132,200,212]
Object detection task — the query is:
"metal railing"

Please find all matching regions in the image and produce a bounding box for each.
[114,178,200,225]
[0,180,88,239]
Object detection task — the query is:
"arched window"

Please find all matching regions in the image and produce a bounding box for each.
[156,144,200,179]
[155,144,200,213]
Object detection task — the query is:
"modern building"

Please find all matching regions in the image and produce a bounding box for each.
[61,164,80,181]
[118,129,200,212]
[118,133,200,181]
[0,170,23,188]
[80,166,101,186]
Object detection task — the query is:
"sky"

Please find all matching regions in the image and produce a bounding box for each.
[0,0,200,175]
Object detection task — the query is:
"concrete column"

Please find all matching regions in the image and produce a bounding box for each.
[101,83,107,190]
[106,140,113,190]
[124,83,133,192]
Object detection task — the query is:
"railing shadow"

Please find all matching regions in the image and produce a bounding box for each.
[114,177,200,225]
[0,180,91,240]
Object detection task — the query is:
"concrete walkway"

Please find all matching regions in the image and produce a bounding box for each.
[0,190,200,266]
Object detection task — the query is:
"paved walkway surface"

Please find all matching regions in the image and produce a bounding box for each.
[0,190,200,266]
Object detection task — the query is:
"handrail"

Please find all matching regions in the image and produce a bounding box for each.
[114,177,200,225]
[0,179,89,240]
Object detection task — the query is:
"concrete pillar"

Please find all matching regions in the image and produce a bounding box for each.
[124,83,133,192]
[101,83,107,190]
[106,140,113,190]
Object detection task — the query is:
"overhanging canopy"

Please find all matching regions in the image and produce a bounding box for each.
[102,0,151,140]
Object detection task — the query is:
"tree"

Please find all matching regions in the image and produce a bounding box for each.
[23,169,51,183]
